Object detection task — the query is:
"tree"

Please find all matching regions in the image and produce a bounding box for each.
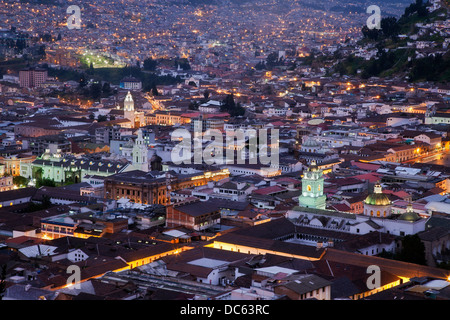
[79,73,87,88]
[37,44,46,57]
[220,94,245,117]
[143,58,157,71]
[361,25,381,41]
[97,115,108,122]
[89,82,102,101]
[34,167,43,180]
[255,61,266,70]
[151,84,159,96]
[266,52,282,69]
[381,17,400,38]
[25,195,52,213]
[176,58,191,70]
[102,82,111,96]
[36,178,56,189]
[13,175,28,187]
[398,234,427,265]
[188,101,199,110]
[203,90,210,101]
[88,62,94,74]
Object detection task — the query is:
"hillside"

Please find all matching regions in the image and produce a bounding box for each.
[332,0,450,83]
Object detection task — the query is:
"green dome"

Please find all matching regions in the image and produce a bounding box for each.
[365,193,391,206]
[399,203,421,222]
[398,211,420,222]
[365,183,391,206]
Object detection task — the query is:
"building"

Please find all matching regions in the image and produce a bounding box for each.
[0,154,36,177]
[273,274,332,300]
[120,76,142,90]
[145,111,191,126]
[14,119,62,138]
[298,160,327,210]
[287,194,427,238]
[166,198,221,231]
[363,183,392,218]
[29,134,72,156]
[20,150,130,184]
[131,128,149,172]
[123,91,145,128]
[95,125,122,145]
[103,168,230,205]
[19,67,48,88]
[0,175,14,192]
[190,114,225,132]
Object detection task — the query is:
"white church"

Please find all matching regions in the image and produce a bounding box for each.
[286,164,428,238]
[123,91,145,128]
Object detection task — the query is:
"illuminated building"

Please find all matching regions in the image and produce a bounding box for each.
[104,168,230,205]
[19,67,48,88]
[166,198,221,231]
[363,183,392,218]
[298,160,326,210]
[123,91,145,128]
[120,76,142,90]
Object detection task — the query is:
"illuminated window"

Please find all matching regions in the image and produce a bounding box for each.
[307,185,311,192]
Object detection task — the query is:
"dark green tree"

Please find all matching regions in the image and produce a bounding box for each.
[151,83,159,96]
[13,176,28,187]
[36,178,56,189]
[398,234,427,265]
[188,101,199,110]
[89,82,102,101]
[361,25,381,40]
[143,58,157,71]
[102,82,111,96]
[97,115,108,122]
[203,90,210,101]
[266,52,283,69]
[79,73,87,88]
[220,94,245,117]
[381,17,400,38]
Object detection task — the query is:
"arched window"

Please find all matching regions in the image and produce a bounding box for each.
[370,210,373,216]
[377,211,380,217]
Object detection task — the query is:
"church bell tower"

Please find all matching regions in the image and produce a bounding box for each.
[298,160,327,210]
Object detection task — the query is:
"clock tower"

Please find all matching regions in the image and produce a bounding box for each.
[298,160,326,210]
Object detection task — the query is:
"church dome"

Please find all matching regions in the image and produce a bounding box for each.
[398,203,420,222]
[365,184,391,206]
[398,211,420,222]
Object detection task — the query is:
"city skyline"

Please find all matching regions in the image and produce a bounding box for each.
[0,0,449,308]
